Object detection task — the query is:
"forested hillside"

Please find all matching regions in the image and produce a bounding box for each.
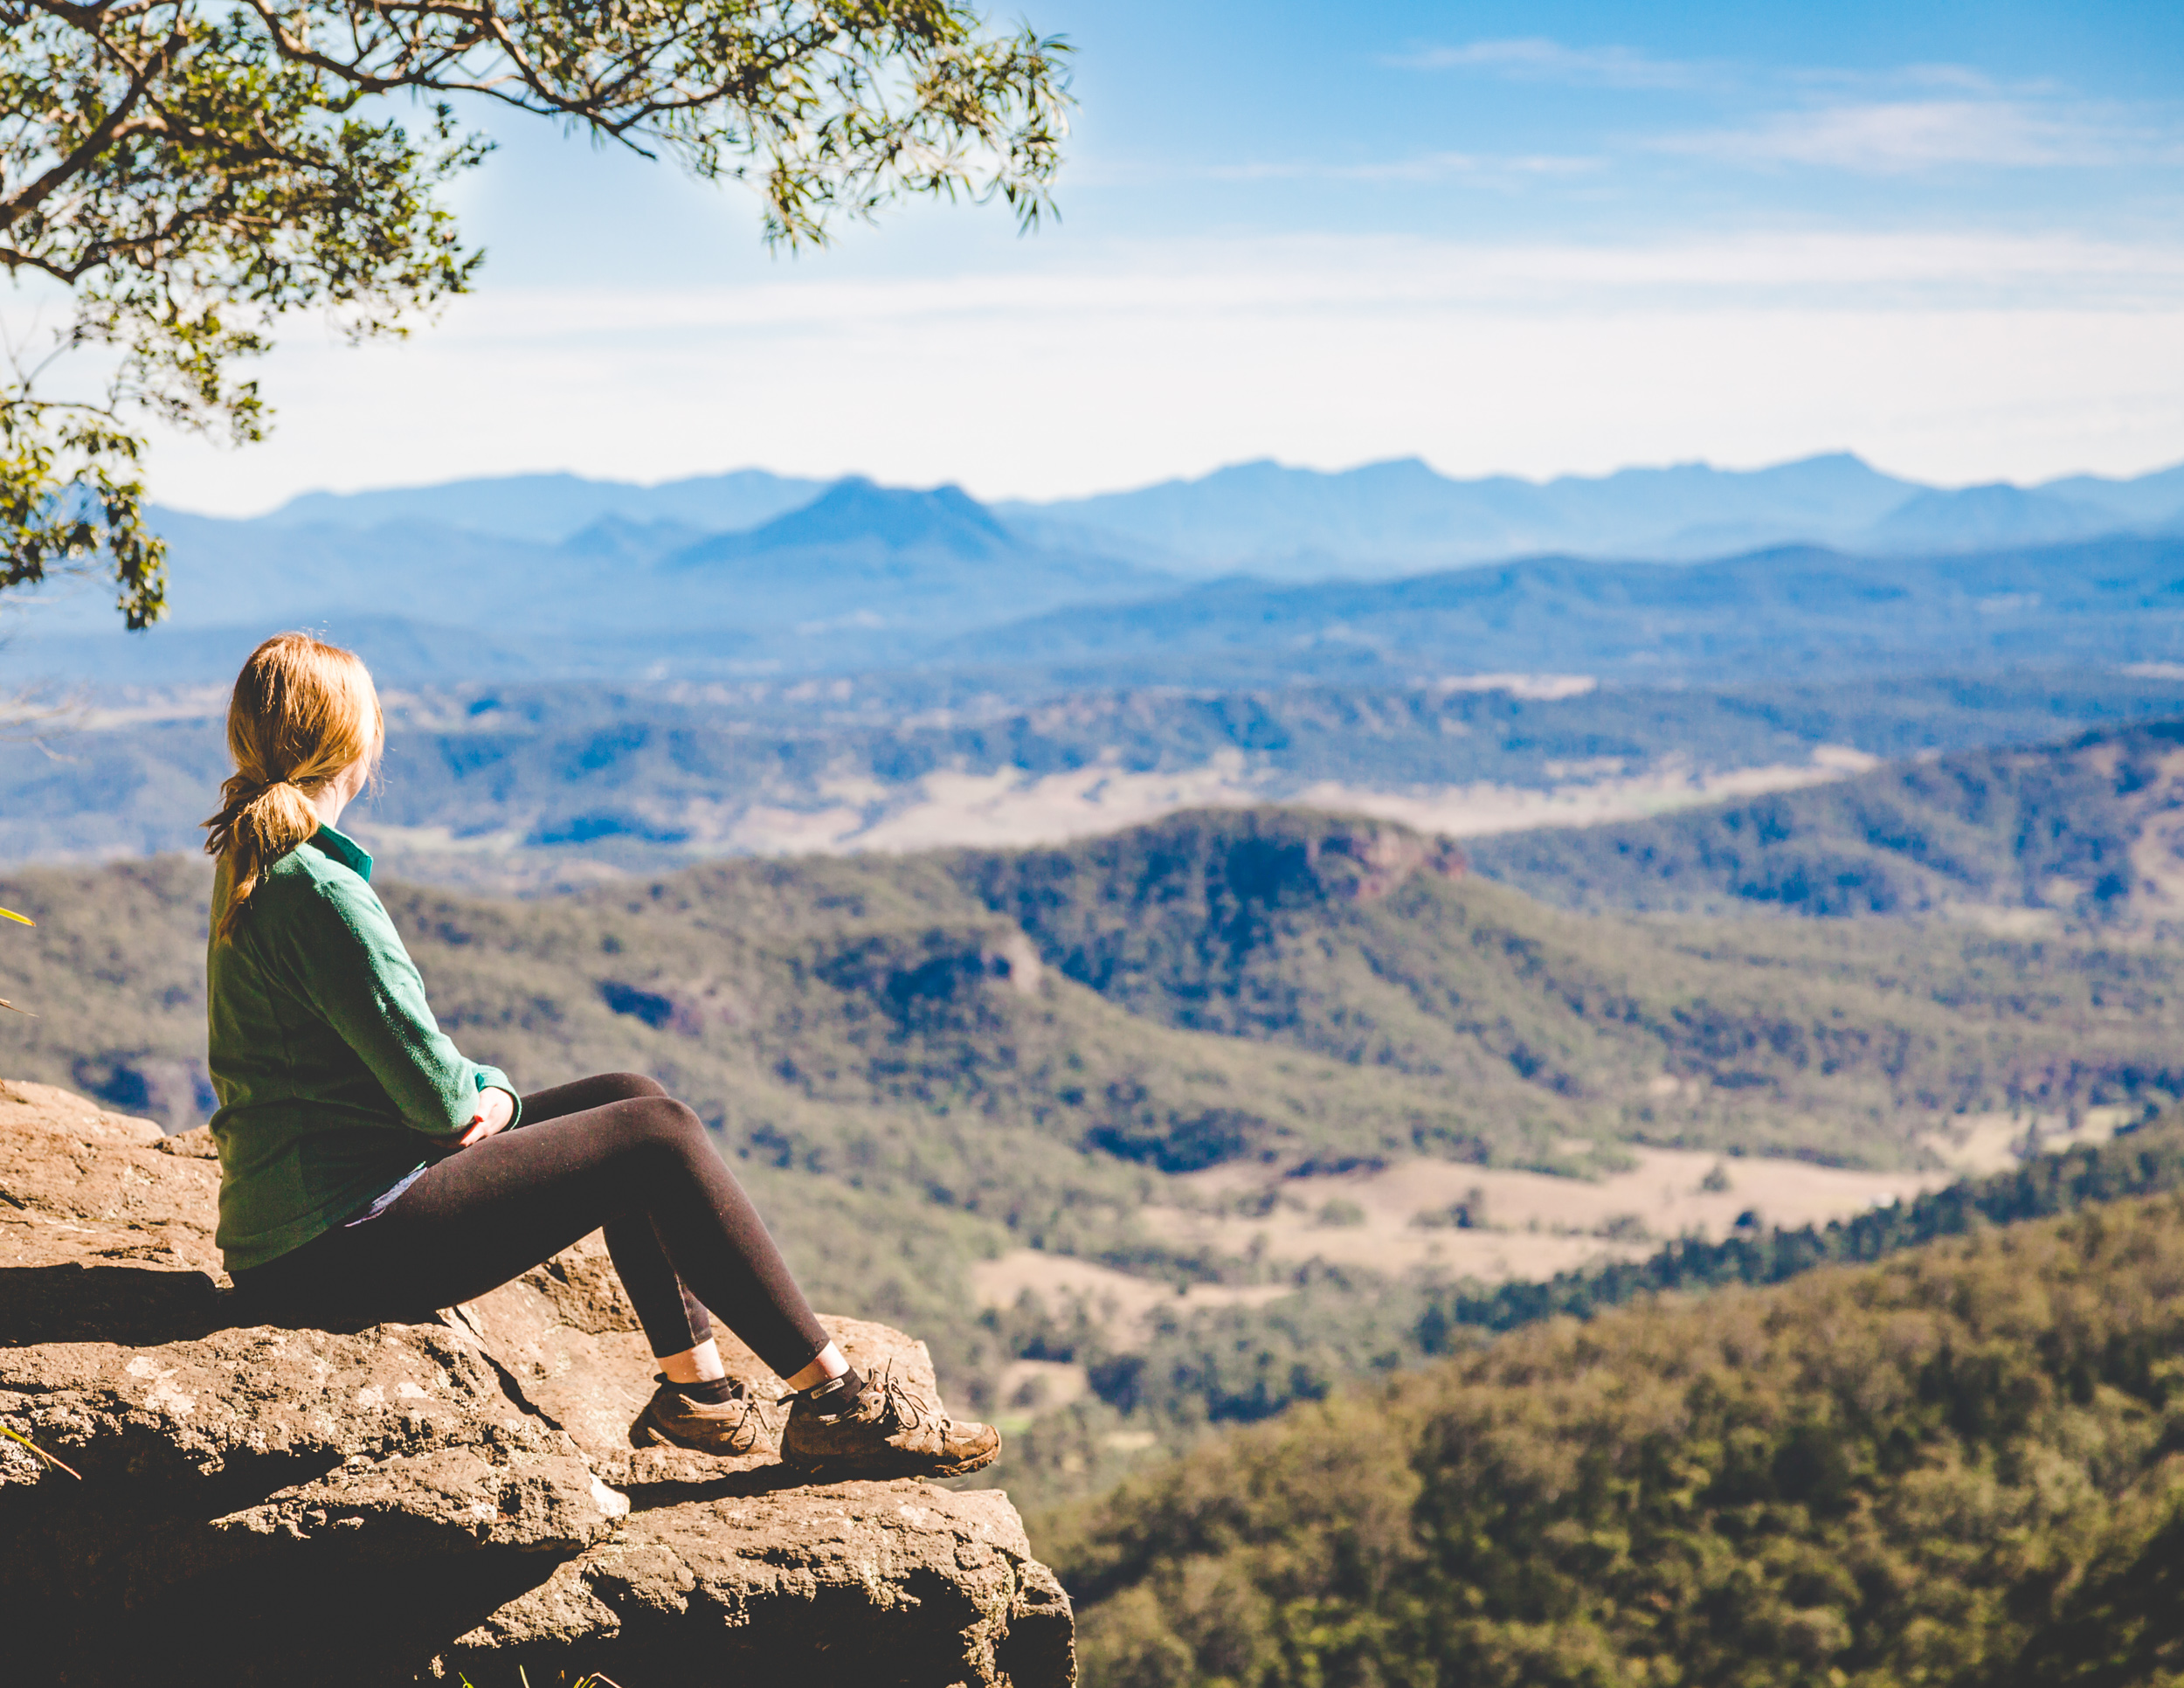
[5,807,2182,1442]
[1471,717,2184,926]
[950,807,2183,1163]
[1048,1186,2184,1688]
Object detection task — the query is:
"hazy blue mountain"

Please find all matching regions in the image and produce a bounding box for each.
[672,478,1019,568]
[264,467,828,543]
[942,535,2184,682]
[1858,484,2123,553]
[2036,462,2184,524]
[1006,453,2184,578]
[998,453,1928,577]
[2,614,548,692]
[556,515,710,567]
[1,480,1168,685]
[7,508,608,642]
[656,479,1175,633]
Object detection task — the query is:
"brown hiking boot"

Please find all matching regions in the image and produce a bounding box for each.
[632,1379,775,1457]
[779,1368,1001,1480]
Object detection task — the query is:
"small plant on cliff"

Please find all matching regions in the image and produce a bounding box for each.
[0,1423,79,1477]
[1,902,30,1015]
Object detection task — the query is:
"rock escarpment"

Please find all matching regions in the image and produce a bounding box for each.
[0,1082,1072,1686]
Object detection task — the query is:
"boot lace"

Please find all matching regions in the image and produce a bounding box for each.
[789,1361,951,1439]
[661,1380,771,1448]
[864,1362,949,1440]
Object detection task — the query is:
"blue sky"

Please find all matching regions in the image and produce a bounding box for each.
[128,0,2184,510]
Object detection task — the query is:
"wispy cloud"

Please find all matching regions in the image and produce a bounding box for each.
[1392,38,1709,91]
[1206,152,1599,185]
[1658,98,2180,174]
[1393,45,2180,179]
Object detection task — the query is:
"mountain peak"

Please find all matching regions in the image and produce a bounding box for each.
[685,477,1016,561]
[1863,483,2118,553]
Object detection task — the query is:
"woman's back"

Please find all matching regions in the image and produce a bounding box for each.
[207,820,510,1269]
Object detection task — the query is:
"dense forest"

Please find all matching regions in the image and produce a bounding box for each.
[1047,1183,2184,1688]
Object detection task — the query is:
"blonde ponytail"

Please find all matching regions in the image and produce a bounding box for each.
[204,633,383,941]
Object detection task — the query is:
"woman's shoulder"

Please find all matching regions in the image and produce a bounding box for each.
[255,839,380,924]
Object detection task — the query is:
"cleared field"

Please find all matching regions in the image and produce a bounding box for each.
[971,1128,2125,1353]
[729,748,1867,855]
[969,1249,1295,1349]
[1145,1146,1956,1281]
[1921,1105,2139,1175]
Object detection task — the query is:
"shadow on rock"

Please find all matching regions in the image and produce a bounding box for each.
[625,1462,830,1511]
[0,1262,439,1348]
[0,1263,239,1347]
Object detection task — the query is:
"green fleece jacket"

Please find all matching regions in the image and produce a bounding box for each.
[206,824,517,1270]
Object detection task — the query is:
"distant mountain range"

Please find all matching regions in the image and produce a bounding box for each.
[943,534,2184,681]
[5,451,2182,687]
[5,477,1177,684]
[1009,454,2184,573]
[250,450,2184,575]
[265,467,831,543]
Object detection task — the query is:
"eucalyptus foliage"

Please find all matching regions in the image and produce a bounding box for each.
[0,1,1071,625]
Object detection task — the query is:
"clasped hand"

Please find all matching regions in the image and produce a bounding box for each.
[457,1086,515,1147]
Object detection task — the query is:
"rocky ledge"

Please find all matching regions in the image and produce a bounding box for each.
[0,1081,1073,1686]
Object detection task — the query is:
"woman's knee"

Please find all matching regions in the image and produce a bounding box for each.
[597,1071,668,1101]
[621,1095,709,1158]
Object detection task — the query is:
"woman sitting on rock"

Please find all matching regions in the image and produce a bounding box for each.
[203,632,997,1479]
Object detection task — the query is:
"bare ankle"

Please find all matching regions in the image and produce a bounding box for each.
[659,1339,726,1386]
[784,1341,850,1393]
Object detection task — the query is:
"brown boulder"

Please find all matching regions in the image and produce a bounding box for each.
[0,1081,1072,1685]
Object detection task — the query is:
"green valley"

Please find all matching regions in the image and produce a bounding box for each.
[4,793,2181,1500]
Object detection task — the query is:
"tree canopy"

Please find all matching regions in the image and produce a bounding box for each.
[0,1,1070,626]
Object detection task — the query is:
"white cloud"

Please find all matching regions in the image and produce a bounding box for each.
[120,229,2184,513]
[1393,38,1706,91]
[1658,98,2177,174]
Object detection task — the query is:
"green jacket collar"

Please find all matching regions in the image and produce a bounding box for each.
[307,823,374,883]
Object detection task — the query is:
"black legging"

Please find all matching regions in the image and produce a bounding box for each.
[232,1073,832,1379]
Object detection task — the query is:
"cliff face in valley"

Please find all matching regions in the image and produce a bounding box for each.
[0,1081,1073,1687]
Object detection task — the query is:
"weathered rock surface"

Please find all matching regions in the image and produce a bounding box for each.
[0,1081,1072,1685]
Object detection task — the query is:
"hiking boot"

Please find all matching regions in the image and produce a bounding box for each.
[779,1368,1001,1480]
[632,1378,775,1457]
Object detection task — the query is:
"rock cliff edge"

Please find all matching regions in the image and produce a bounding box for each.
[0,1081,1074,1686]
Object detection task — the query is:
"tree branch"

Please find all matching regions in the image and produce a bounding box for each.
[0,37,179,234]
